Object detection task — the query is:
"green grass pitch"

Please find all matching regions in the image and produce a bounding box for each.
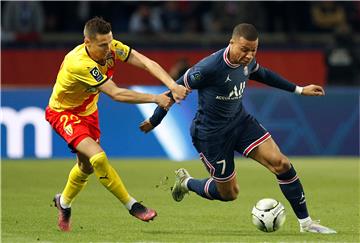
[1,157,359,242]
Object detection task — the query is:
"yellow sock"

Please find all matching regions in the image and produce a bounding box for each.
[89,152,131,204]
[62,163,89,206]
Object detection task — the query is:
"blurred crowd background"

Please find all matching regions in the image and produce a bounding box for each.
[2,1,359,36]
[1,1,360,86]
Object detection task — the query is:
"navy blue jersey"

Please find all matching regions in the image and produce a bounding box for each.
[150,45,297,140]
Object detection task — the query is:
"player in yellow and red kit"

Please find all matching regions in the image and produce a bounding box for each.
[45,17,189,232]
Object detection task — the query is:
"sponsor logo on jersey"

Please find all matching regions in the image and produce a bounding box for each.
[216,82,246,101]
[90,67,103,82]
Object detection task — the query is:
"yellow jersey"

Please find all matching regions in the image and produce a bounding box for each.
[48,39,131,116]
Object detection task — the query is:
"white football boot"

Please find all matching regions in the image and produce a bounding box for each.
[171,168,191,202]
[300,219,337,234]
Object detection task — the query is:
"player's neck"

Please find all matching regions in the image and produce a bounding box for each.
[227,53,235,65]
[85,46,106,66]
[227,47,238,65]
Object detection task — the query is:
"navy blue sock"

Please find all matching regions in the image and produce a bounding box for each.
[276,164,309,219]
[187,178,224,201]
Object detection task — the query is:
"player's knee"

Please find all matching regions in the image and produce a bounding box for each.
[79,164,94,174]
[272,156,291,174]
[77,160,94,174]
[89,151,108,169]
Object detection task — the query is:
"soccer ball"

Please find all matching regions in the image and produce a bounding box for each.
[251,198,286,232]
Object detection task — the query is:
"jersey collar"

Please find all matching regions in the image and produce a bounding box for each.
[223,45,241,69]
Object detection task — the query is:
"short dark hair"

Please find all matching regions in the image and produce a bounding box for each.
[232,23,258,41]
[84,17,112,39]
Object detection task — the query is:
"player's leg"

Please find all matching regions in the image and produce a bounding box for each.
[234,115,310,221]
[60,152,93,209]
[76,138,131,204]
[173,170,238,202]
[75,137,157,222]
[45,109,90,231]
[213,176,239,201]
[248,137,309,219]
[53,153,93,231]
[172,137,238,202]
[248,137,336,234]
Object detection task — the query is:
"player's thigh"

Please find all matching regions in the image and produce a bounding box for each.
[194,137,237,183]
[234,115,270,157]
[248,137,290,174]
[45,108,102,156]
[76,137,104,159]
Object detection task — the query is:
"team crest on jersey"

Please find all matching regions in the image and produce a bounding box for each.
[243,66,249,76]
[90,67,103,82]
[107,58,114,68]
[64,124,73,136]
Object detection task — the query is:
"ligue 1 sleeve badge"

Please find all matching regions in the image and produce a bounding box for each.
[90,67,103,82]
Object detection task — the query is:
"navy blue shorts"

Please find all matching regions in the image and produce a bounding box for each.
[192,114,270,183]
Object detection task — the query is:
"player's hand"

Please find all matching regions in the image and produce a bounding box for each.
[139,119,154,133]
[155,93,172,110]
[302,85,325,96]
[162,90,176,106]
[170,84,190,103]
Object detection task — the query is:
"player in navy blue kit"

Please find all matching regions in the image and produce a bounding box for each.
[140,23,336,234]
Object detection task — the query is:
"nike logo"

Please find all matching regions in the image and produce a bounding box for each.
[99,174,108,180]
[225,74,232,83]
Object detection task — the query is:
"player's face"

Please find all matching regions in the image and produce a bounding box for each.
[229,37,258,65]
[85,32,113,63]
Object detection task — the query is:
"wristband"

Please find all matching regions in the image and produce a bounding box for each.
[294,86,303,95]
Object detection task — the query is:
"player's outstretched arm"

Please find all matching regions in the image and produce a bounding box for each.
[301,84,325,96]
[251,66,325,97]
[127,49,190,103]
[98,79,172,110]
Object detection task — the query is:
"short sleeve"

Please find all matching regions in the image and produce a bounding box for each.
[111,39,131,62]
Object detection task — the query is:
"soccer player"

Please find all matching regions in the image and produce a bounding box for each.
[45,17,189,232]
[140,23,337,234]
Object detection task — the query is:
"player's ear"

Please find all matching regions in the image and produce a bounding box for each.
[84,36,90,45]
[84,36,93,48]
[229,38,234,45]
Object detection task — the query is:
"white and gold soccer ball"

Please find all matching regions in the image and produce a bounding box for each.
[251,198,286,232]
